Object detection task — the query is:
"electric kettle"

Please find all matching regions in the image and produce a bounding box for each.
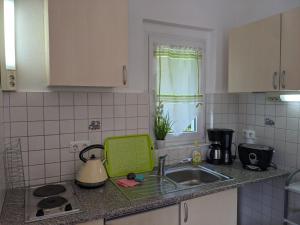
[75,144,108,188]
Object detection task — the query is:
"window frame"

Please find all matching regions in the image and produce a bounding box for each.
[148,33,207,146]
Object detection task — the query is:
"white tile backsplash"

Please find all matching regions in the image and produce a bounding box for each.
[102,118,114,131]
[4,91,294,225]
[45,163,60,178]
[138,93,149,105]
[29,165,45,180]
[4,91,150,187]
[10,107,27,122]
[102,106,114,118]
[11,122,27,137]
[206,92,300,225]
[45,135,60,150]
[60,120,74,134]
[27,93,43,106]
[114,105,126,117]
[28,136,44,150]
[74,93,87,106]
[59,92,74,106]
[126,117,138,130]
[44,92,59,106]
[87,93,101,106]
[126,93,138,105]
[60,106,74,120]
[44,106,59,121]
[74,106,88,119]
[114,93,126,105]
[44,121,60,135]
[60,134,74,148]
[29,150,45,165]
[114,118,126,130]
[28,121,44,136]
[88,106,101,119]
[27,107,43,121]
[101,93,114,105]
[74,119,88,133]
[126,105,138,117]
[138,105,149,117]
[9,93,27,106]
[45,149,60,163]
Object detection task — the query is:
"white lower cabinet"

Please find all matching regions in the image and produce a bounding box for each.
[79,189,237,225]
[77,219,104,225]
[180,188,237,225]
[105,205,180,225]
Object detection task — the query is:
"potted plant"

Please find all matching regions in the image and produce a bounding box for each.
[154,102,173,149]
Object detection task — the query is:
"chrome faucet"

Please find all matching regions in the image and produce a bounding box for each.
[157,154,168,176]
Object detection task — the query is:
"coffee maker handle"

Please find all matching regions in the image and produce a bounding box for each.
[231,143,237,160]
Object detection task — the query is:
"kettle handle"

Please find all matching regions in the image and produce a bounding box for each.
[79,144,104,163]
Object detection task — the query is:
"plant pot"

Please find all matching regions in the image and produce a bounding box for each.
[156,140,166,149]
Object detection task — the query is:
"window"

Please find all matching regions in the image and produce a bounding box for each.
[149,37,206,145]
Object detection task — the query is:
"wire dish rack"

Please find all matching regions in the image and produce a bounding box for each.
[110,174,178,201]
[284,169,300,225]
[4,139,25,189]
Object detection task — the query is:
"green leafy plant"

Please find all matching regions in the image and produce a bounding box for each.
[154,102,173,140]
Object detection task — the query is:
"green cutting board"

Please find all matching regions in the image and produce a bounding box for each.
[104,134,155,177]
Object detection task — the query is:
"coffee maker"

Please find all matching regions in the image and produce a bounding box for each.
[207,128,236,165]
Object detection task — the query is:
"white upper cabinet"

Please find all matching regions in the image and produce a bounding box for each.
[228,15,281,93]
[45,0,128,87]
[228,7,300,93]
[281,7,300,91]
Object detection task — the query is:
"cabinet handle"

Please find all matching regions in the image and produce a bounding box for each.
[273,72,278,90]
[281,70,286,89]
[184,202,189,223]
[122,65,127,85]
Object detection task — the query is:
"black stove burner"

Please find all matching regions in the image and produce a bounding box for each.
[33,184,66,197]
[37,196,68,210]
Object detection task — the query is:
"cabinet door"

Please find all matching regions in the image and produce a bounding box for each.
[105,205,179,225]
[46,0,128,87]
[281,7,300,90]
[77,219,104,225]
[228,15,281,92]
[181,188,237,225]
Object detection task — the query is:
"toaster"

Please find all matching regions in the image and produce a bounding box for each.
[238,143,274,171]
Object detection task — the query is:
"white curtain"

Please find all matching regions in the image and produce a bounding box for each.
[155,45,203,135]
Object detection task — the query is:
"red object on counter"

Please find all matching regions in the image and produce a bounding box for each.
[116,179,139,187]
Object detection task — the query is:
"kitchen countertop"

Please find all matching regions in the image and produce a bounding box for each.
[0,162,289,225]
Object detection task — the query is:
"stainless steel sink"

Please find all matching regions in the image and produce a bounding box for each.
[166,166,232,187]
[111,165,232,201]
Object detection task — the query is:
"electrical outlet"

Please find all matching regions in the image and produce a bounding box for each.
[70,140,90,153]
[243,129,256,138]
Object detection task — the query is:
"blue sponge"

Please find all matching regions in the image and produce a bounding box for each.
[134,174,145,182]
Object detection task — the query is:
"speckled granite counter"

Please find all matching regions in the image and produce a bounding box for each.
[0,162,289,225]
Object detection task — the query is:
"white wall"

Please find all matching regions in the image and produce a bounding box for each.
[14,0,300,93]
[0,91,6,211]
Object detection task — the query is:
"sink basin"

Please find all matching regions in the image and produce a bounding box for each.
[166,166,232,187]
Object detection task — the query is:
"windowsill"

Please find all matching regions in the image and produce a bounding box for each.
[155,143,210,151]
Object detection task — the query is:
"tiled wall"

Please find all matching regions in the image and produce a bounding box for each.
[3,92,150,186]
[206,92,300,172]
[205,93,239,143]
[0,91,5,211]
[2,91,296,224]
[205,92,300,225]
[236,93,300,172]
